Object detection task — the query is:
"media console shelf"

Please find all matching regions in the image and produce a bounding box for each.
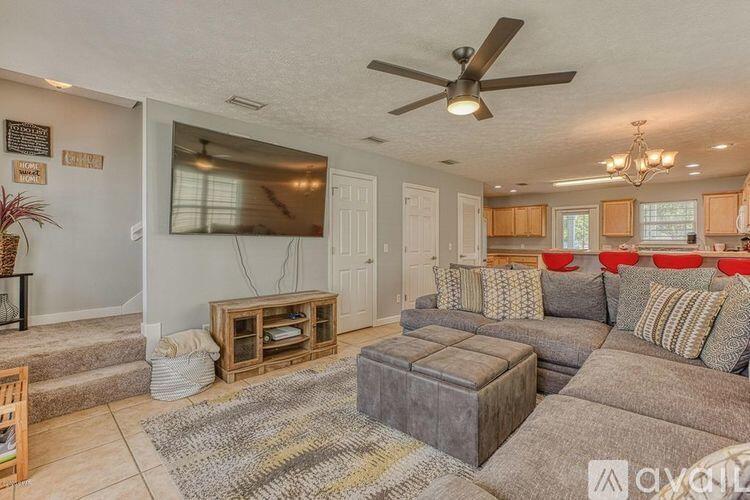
[210,290,338,383]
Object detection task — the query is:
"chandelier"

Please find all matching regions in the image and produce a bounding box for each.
[605,120,677,187]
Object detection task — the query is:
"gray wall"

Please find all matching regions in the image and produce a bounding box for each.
[144,99,482,334]
[0,79,142,316]
[486,176,746,250]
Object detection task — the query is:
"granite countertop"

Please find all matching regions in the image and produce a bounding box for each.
[488,248,750,258]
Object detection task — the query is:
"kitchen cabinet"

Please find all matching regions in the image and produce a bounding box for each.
[491,205,546,237]
[483,207,494,235]
[487,253,540,268]
[601,199,634,237]
[704,192,741,236]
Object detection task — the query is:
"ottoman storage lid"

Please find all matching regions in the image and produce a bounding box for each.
[453,335,533,368]
[360,336,444,370]
[413,347,509,390]
[404,325,474,346]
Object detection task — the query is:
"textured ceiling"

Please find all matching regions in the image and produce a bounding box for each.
[1,0,749,195]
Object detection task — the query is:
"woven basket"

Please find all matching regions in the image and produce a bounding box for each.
[0,234,19,276]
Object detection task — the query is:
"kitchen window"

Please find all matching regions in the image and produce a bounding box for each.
[553,206,599,250]
[640,200,697,242]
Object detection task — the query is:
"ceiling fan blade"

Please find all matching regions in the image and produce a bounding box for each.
[461,18,524,81]
[473,98,493,121]
[388,92,445,115]
[174,145,197,154]
[213,154,232,159]
[480,71,577,91]
[368,60,451,87]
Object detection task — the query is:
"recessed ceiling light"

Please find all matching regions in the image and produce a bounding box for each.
[509,189,518,193]
[552,176,626,187]
[710,143,732,150]
[688,171,702,176]
[493,185,502,189]
[439,159,459,165]
[44,79,72,89]
[685,163,700,168]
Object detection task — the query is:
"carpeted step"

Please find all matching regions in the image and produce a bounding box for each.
[0,314,145,383]
[29,360,151,423]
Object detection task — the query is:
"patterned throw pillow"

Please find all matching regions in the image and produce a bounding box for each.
[457,267,483,313]
[616,266,716,331]
[433,267,461,310]
[701,275,750,372]
[634,283,727,359]
[480,268,543,321]
[654,442,750,499]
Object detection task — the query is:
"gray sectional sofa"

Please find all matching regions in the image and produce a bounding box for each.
[403,270,749,499]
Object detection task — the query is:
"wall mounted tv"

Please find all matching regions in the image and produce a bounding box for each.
[170,122,327,237]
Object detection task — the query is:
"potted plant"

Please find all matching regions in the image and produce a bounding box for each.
[0,186,60,276]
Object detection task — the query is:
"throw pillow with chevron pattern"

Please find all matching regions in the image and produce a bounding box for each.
[433,267,461,310]
[480,268,543,321]
[634,282,727,359]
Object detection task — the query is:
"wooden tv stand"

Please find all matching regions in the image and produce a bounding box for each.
[210,290,338,383]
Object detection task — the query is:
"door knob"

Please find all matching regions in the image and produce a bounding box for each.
[431,256,437,260]
[365,258,374,264]
[459,254,466,258]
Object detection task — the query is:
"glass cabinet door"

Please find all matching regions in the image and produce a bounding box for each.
[313,301,336,347]
[231,312,261,367]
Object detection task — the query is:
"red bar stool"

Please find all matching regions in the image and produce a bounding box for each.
[542,252,579,272]
[652,253,703,269]
[599,251,640,274]
[717,258,750,276]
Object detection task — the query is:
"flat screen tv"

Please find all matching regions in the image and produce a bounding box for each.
[170,122,327,237]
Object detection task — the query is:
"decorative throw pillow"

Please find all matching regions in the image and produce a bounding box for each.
[480,268,543,321]
[654,442,750,499]
[433,267,461,310]
[616,265,716,331]
[634,283,727,359]
[701,275,750,372]
[457,267,483,313]
[541,271,607,323]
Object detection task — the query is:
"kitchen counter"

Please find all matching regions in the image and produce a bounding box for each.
[488,248,750,258]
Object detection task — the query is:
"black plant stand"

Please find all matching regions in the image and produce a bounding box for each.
[0,273,31,331]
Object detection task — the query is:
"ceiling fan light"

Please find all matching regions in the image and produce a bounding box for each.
[447,95,480,115]
[646,148,663,166]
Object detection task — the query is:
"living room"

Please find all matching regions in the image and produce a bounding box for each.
[0,1,749,499]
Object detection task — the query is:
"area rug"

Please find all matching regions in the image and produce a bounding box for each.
[142,358,475,499]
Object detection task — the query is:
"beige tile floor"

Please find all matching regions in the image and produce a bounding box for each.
[2,323,401,500]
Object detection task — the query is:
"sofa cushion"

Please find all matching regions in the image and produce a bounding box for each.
[476,316,610,368]
[474,394,737,500]
[416,474,496,500]
[403,325,474,346]
[359,336,443,370]
[415,294,437,309]
[701,275,750,372]
[453,335,533,368]
[601,328,705,366]
[561,349,750,442]
[634,283,726,359]
[541,271,607,323]
[480,268,543,321]
[400,308,493,333]
[413,347,509,390]
[603,271,620,325]
[616,265,716,330]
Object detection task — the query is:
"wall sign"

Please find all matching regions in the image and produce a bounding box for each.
[12,160,47,185]
[62,150,104,170]
[4,120,51,157]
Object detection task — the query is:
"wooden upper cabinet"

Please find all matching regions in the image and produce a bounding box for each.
[492,208,514,236]
[704,192,741,235]
[602,199,634,237]
[491,205,546,237]
[483,207,494,236]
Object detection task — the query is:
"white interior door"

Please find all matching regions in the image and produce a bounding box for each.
[457,193,481,266]
[403,184,439,310]
[331,171,376,333]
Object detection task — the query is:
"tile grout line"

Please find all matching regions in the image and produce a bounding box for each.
[113,401,156,500]
[73,472,144,500]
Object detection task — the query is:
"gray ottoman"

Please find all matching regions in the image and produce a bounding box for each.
[357,326,537,466]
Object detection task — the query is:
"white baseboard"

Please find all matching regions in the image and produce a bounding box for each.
[374,315,400,327]
[141,322,162,360]
[27,291,143,327]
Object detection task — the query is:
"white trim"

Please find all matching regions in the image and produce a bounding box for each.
[121,291,144,314]
[457,192,482,266]
[25,290,144,327]
[328,168,378,331]
[374,315,400,327]
[402,182,439,310]
[142,322,162,360]
[551,205,600,251]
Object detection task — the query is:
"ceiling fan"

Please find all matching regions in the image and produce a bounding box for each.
[367,17,577,120]
[175,139,231,169]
